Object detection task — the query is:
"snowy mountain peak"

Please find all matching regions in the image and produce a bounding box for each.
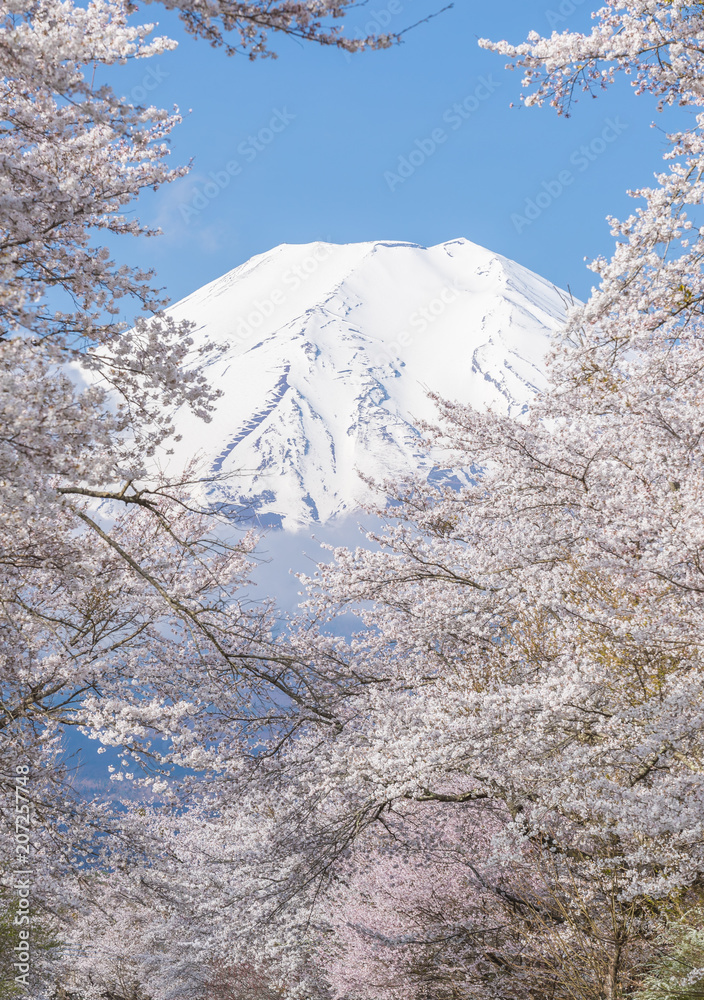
[165,238,569,529]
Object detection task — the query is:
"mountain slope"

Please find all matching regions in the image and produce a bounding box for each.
[164,238,569,528]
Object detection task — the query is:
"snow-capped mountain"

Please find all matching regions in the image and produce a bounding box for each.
[165,238,569,529]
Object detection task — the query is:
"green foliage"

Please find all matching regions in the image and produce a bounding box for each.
[0,900,25,998]
[0,888,62,999]
[637,919,704,1000]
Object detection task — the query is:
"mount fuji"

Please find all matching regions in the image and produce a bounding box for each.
[164,238,570,529]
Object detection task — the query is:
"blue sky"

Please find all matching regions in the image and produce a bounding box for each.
[112,0,677,306]
[75,0,680,784]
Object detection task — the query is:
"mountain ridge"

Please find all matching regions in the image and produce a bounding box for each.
[163,238,569,529]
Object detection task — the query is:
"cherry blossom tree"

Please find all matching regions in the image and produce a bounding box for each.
[141,0,398,57]
[120,4,704,998]
[11,0,704,997]
[303,4,704,995]
[319,799,657,1000]
[0,0,398,995]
